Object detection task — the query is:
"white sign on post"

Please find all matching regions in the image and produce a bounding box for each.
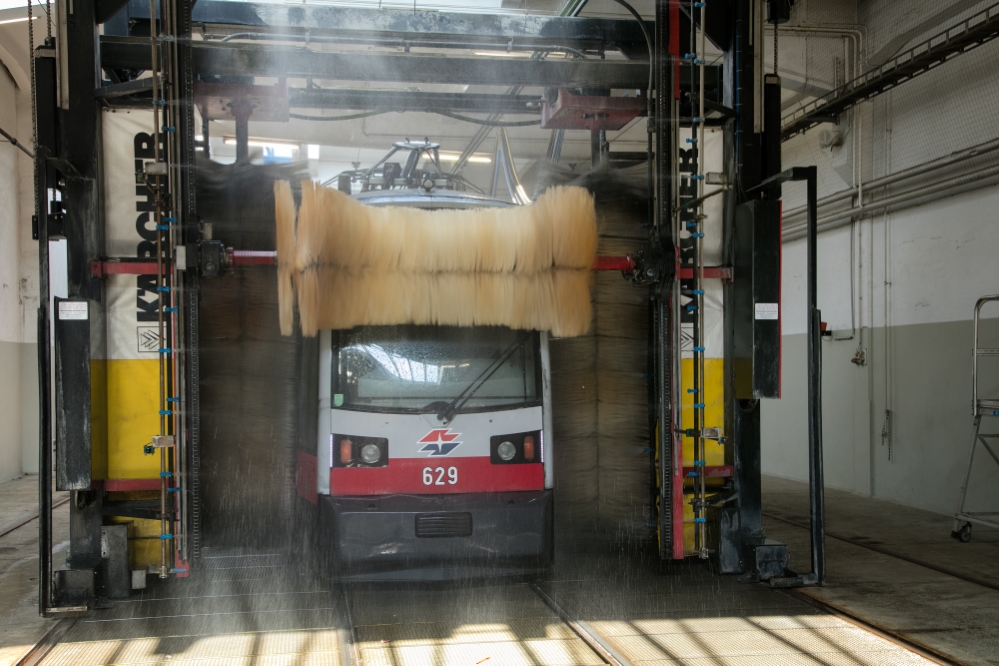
[58,301,88,321]
[754,303,779,321]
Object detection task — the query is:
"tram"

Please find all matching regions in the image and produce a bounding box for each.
[294,158,556,580]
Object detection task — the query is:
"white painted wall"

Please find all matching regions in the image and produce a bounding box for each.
[0,6,40,480]
[763,0,999,517]
[0,58,23,483]
[766,186,999,511]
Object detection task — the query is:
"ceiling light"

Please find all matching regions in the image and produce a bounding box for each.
[437,152,492,164]
[222,137,300,149]
[0,16,37,24]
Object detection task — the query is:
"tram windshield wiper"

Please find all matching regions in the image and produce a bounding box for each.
[436,333,527,425]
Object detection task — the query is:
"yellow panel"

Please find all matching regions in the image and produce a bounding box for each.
[108,516,161,569]
[90,359,108,481]
[106,359,161,479]
[681,358,725,554]
[680,358,725,467]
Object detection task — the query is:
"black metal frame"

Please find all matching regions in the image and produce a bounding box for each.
[39,0,804,612]
[113,0,655,56]
[746,166,825,586]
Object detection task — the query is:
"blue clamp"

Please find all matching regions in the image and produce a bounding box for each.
[694,460,706,466]
[159,409,173,416]
[162,126,176,133]
[691,232,704,238]
[165,307,178,313]
[167,486,180,492]
[694,517,707,524]
[686,304,698,311]
[694,2,706,8]
[157,348,171,354]
[160,534,174,540]
[686,222,698,230]
[156,224,170,231]
[684,53,697,60]
[693,289,704,295]
[687,388,699,394]
[160,471,173,478]
[694,346,705,352]
[686,137,698,144]
[691,174,705,181]
[153,99,166,106]
[691,117,703,124]
[167,397,179,403]
[170,568,187,574]
[157,285,170,293]
[687,472,699,478]
[163,216,177,223]
[694,403,706,409]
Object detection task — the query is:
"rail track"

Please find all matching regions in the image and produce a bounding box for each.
[337,579,633,666]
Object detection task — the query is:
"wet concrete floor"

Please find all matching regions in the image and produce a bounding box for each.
[763,474,999,666]
[4,473,985,665]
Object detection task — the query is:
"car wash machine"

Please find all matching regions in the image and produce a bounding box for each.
[31,0,827,612]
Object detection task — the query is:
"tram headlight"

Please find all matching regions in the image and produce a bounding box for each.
[360,443,382,464]
[333,434,389,468]
[490,431,541,464]
[497,440,517,461]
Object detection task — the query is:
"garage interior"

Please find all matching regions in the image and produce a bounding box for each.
[0,0,998,664]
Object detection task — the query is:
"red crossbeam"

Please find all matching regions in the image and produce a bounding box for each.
[592,255,634,271]
[682,465,734,478]
[93,253,732,282]
[91,261,164,277]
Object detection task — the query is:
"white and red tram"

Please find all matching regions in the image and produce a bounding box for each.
[297,190,555,580]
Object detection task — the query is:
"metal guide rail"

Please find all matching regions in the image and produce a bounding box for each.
[338,582,632,666]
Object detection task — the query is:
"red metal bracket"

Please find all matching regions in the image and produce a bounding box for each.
[91,260,165,278]
[592,255,634,271]
[541,88,646,131]
[683,465,734,478]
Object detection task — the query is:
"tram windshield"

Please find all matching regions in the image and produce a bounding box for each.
[334,325,541,413]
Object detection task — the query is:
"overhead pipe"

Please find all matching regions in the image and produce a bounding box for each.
[216,32,592,59]
[781,137,999,230]
[783,164,999,242]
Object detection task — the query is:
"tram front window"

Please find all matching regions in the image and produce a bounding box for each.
[334,325,541,413]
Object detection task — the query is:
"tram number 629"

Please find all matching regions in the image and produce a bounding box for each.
[422,466,458,486]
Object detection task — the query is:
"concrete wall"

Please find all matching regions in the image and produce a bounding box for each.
[763,186,999,516]
[760,0,999,516]
[0,7,39,481]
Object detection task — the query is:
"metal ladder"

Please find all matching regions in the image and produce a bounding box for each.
[952,295,999,542]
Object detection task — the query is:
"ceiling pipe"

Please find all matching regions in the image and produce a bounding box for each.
[782,164,999,242]
[781,136,999,228]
